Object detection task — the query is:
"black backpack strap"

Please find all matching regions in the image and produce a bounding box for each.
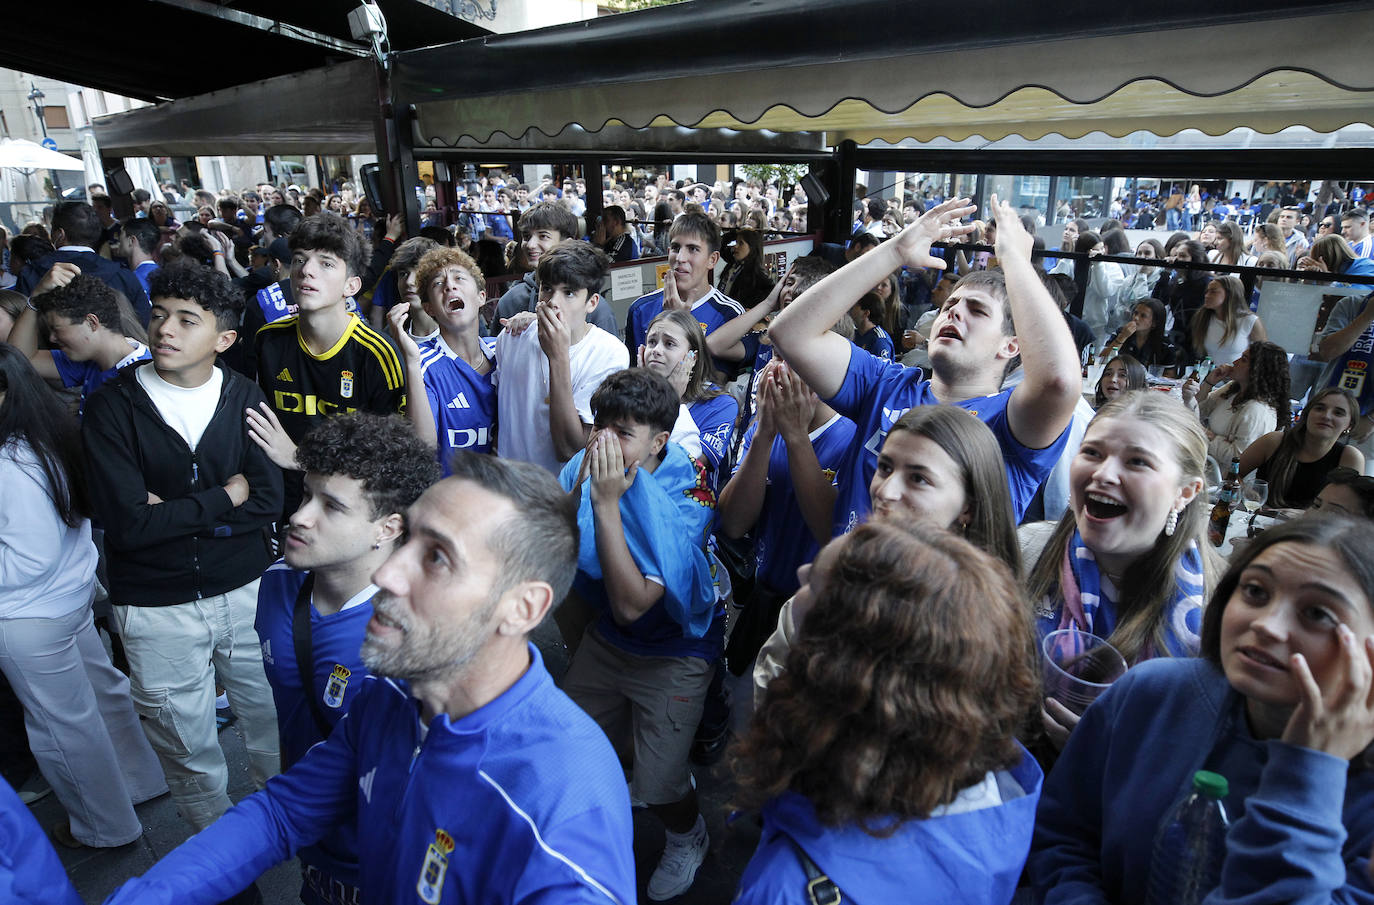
[292,573,333,739]
[783,835,842,905]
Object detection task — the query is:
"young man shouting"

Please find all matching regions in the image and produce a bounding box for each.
[769,196,1080,530]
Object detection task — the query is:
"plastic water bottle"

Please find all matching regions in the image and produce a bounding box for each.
[1146,771,1230,905]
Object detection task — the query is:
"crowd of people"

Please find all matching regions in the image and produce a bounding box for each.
[1,166,1374,905]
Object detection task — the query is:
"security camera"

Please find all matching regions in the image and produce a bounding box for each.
[347,2,386,41]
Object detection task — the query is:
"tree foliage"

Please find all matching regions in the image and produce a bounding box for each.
[738,163,810,189]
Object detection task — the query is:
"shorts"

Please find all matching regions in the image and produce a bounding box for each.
[561,626,711,806]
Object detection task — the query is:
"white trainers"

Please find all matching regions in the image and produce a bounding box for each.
[647,815,708,901]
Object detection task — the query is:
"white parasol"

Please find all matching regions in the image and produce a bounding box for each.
[0,137,86,171]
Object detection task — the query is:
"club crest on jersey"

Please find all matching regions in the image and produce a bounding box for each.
[684,456,716,509]
[417,829,455,904]
[322,664,351,709]
[1338,359,1366,398]
[340,370,355,399]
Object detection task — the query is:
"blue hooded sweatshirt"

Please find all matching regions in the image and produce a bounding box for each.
[1028,657,1374,904]
[735,745,1043,905]
[103,644,636,905]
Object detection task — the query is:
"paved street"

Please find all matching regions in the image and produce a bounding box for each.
[40,618,758,904]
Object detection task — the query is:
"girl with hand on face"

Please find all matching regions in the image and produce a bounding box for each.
[733,521,1044,905]
[1028,514,1374,905]
[1023,391,1223,751]
[1099,298,1177,372]
[1183,340,1291,465]
[1298,234,1374,284]
[639,309,738,493]
[1240,387,1366,512]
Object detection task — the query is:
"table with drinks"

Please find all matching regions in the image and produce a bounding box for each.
[1207,456,1281,559]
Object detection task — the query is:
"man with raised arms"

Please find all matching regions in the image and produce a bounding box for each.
[768,196,1081,530]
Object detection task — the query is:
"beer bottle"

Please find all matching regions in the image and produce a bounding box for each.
[1207,457,1242,547]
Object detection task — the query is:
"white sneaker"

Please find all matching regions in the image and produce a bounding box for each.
[647,816,708,901]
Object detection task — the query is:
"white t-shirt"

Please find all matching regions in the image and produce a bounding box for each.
[1204,313,1260,367]
[136,365,224,451]
[669,403,703,460]
[493,324,629,473]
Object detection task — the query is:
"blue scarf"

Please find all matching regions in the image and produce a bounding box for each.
[1035,529,1205,660]
[559,443,717,638]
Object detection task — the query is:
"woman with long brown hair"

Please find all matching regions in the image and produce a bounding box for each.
[1208,220,1257,269]
[733,521,1042,905]
[1189,274,1267,367]
[752,404,1022,703]
[1028,514,1374,904]
[0,345,165,847]
[639,309,738,493]
[1239,386,1365,510]
[718,228,775,307]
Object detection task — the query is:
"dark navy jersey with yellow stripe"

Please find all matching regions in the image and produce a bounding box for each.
[255,314,405,440]
[256,315,406,518]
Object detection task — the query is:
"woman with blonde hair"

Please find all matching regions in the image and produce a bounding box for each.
[1189,274,1267,366]
[1299,234,1374,282]
[1024,391,1223,748]
[1250,222,1284,258]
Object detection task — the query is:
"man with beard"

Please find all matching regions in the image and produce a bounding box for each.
[105,453,636,905]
